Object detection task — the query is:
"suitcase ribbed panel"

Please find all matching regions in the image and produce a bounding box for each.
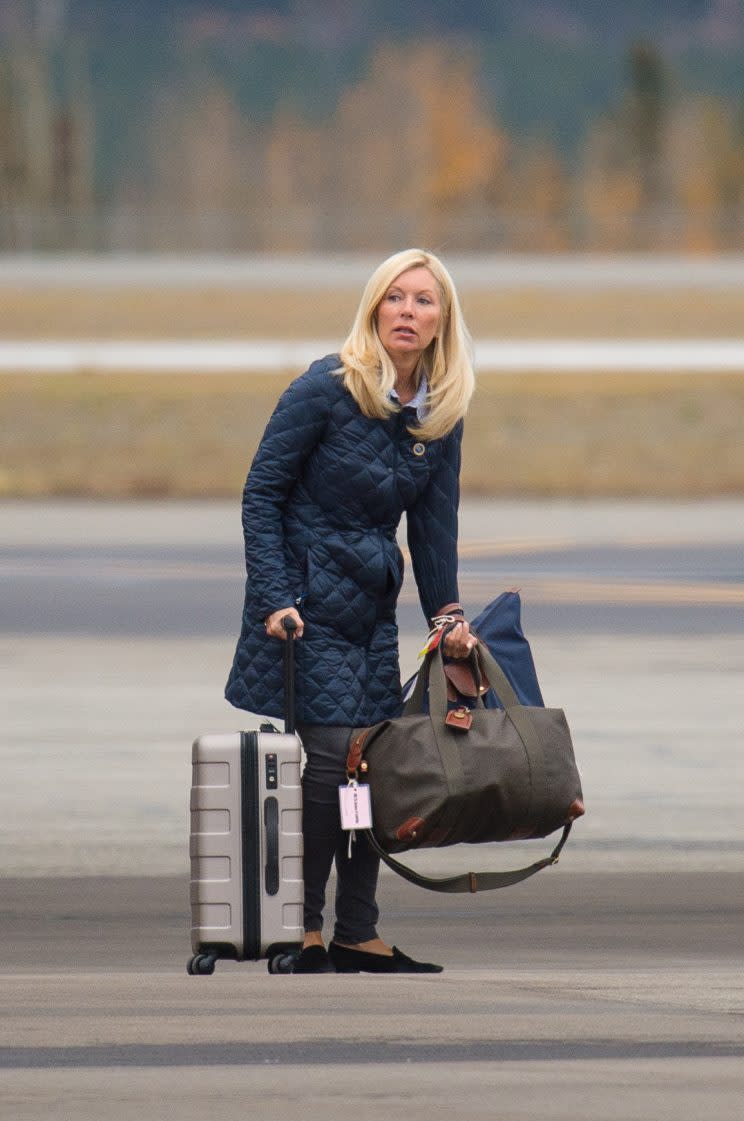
[190,731,304,961]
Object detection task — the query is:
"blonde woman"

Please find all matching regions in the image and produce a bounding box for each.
[226,249,475,973]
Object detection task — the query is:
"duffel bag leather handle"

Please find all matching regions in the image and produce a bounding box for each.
[404,637,522,720]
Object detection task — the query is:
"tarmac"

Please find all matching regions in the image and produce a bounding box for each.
[2,866,743,1121]
[1,498,743,1119]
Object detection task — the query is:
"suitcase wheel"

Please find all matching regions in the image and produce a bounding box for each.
[187,953,217,976]
[267,952,297,975]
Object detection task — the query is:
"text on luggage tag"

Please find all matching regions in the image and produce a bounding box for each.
[339,780,373,831]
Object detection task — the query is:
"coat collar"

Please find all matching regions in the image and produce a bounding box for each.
[389,374,428,421]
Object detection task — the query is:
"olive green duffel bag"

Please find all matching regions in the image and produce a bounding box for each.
[346,638,585,893]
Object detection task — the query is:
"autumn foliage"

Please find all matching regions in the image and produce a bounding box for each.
[2,37,744,251]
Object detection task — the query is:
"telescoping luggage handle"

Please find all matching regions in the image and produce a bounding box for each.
[281,615,297,734]
[260,615,298,905]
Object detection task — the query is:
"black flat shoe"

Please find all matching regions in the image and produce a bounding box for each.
[291,945,336,974]
[329,942,443,974]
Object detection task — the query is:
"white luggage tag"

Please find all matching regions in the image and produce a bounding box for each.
[339,779,373,858]
[339,780,373,830]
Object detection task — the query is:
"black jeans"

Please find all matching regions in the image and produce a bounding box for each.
[297,723,380,944]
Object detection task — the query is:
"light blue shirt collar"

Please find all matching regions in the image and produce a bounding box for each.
[389,374,428,421]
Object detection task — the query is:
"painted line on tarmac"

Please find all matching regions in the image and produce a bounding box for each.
[457,538,580,557]
[1,1039,742,1069]
[514,579,744,606]
[457,577,744,606]
[4,534,739,566]
[4,558,742,606]
[400,578,744,607]
[0,559,241,580]
[2,338,744,372]
[457,534,744,557]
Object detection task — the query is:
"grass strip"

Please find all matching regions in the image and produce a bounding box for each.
[2,286,744,339]
[1,371,743,497]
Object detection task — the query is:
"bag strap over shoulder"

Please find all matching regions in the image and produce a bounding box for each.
[365,823,572,893]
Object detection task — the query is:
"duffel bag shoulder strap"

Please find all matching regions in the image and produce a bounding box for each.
[364,822,572,893]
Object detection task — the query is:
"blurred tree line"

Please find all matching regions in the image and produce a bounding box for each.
[2,0,744,251]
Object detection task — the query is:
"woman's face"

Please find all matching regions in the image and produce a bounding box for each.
[375,266,442,368]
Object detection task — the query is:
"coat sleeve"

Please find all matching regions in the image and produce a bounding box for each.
[241,364,333,620]
[406,419,463,625]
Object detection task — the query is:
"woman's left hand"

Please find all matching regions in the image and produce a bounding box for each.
[442,619,477,660]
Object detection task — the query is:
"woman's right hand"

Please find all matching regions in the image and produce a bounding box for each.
[441,619,476,659]
[264,606,304,639]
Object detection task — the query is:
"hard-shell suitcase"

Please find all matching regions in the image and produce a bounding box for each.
[188,618,303,975]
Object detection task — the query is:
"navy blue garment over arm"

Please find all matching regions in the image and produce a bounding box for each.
[225,355,462,726]
[407,417,462,624]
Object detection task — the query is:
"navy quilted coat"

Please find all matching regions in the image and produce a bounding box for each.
[225,355,462,726]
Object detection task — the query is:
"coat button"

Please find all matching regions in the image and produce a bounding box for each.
[412,442,426,457]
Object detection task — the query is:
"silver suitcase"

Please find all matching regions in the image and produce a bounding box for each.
[188,619,303,975]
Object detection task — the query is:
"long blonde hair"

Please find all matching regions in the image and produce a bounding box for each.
[338,248,474,441]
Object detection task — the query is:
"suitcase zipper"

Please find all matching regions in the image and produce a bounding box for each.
[240,731,261,959]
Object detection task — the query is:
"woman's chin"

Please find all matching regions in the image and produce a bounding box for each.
[384,341,423,363]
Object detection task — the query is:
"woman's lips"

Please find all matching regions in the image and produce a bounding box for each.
[394,327,416,338]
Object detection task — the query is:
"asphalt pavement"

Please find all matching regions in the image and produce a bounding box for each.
[1,498,743,1120]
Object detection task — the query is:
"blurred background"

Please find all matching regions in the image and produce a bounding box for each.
[3,0,744,253]
[1,0,744,498]
[1,0,744,499]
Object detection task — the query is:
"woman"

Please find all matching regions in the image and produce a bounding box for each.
[226,248,476,974]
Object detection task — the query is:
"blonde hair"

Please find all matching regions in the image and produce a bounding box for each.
[338,248,474,441]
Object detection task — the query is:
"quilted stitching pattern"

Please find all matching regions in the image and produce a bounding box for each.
[225,355,462,726]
